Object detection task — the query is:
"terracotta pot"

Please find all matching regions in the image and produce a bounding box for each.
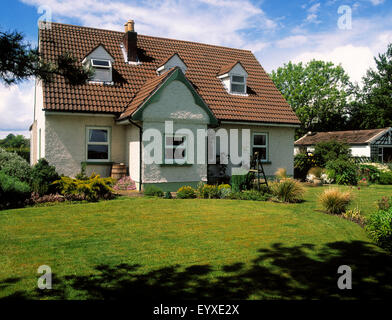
[313,178,323,186]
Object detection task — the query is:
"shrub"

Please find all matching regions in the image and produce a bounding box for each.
[0,170,31,209]
[113,176,136,191]
[342,207,366,226]
[75,163,89,180]
[275,168,287,180]
[164,191,173,199]
[218,184,232,199]
[377,196,392,211]
[379,171,392,185]
[313,140,351,167]
[176,186,196,199]
[318,188,352,214]
[231,172,253,192]
[359,164,380,184]
[270,178,305,203]
[198,184,220,199]
[231,189,270,201]
[365,208,392,251]
[28,192,65,205]
[143,185,164,197]
[0,148,32,183]
[357,178,368,187]
[294,152,316,181]
[325,159,358,185]
[308,167,323,178]
[30,159,60,195]
[53,174,115,202]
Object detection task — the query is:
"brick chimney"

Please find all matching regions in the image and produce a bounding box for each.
[123,20,138,62]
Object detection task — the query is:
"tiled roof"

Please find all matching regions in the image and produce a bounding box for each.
[217,61,244,76]
[295,128,389,146]
[40,22,300,124]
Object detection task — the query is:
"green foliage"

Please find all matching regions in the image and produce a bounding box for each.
[198,184,220,199]
[0,170,30,209]
[270,60,352,137]
[359,164,381,183]
[342,207,365,226]
[164,191,173,199]
[0,147,31,183]
[143,185,164,197]
[30,159,60,195]
[325,159,358,185]
[377,196,392,211]
[379,171,392,185]
[313,140,351,167]
[0,30,92,85]
[176,186,196,199]
[230,173,253,192]
[75,163,89,180]
[0,134,30,162]
[294,152,317,180]
[270,178,305,203]
[230,190,271,201]
[347,43,392,129]
[318,188,352,214]
[53,174,115,202]
[366,208,392,251]
[218,184,232,199]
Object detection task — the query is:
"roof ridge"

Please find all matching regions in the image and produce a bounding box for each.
[50,22,252,53]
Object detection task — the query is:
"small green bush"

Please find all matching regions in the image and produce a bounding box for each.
[377,196,392,211]
[365,208,392,251]
[176,186,196,199]
[379,171,392,185]
[294,152,316,181]
[0,148,32,183]
[326,159,358,185]
[313,140,351,167]
[143,185,164,197]
[0,170,31,209]
[359,164,381,183]
[231,190,270,201]
[30,159,60,195]
[270,178,305,203]
[218,184,232,199]
[198,184,220,199]
[318,188,352,214]
[164,191,173,199]
[53,174,115,202]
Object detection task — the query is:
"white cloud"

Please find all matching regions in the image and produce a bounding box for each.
[276,35,308,48]
[0,81,34,138]
[21,0,276,48]
[369,0,384,5]
[293,44,376,83]
[305,2,321,24]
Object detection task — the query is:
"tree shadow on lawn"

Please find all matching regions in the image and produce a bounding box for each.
[3,240,392,300]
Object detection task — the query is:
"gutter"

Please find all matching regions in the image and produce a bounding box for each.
[128,118,143,192]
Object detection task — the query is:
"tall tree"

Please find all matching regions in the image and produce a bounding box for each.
[347,43,392,129]
[0,30,91,85]
[271,60,353,138]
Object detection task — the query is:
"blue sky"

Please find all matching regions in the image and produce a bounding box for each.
[1,0,391,137]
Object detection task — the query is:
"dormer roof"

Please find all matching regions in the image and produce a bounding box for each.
[217,61,248,77]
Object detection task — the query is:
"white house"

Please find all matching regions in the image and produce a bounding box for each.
[294,128,392,162]
[30,20,300,191]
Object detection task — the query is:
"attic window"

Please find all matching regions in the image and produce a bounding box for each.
[230,75,246,94]
[91,59,111,68]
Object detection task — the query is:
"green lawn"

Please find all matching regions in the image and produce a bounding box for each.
[1,185,391,300]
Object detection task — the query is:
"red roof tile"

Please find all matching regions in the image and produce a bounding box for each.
[40,22,300,125]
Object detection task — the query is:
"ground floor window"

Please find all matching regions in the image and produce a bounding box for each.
[252,133,268,161]
[86,127,110,161]
[165,134,187,164]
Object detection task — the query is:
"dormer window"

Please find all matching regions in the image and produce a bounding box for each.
[91,59,111,68]
[231,75,246,94]
[82,45,114,84]
[217,61,248,96]
[157,53,187,75]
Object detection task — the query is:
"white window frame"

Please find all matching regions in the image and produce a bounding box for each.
[91,59,112,69]
[230,74,246,94]
[86,126,111,162]
[164,134,188,165]
[252,132,268,162]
